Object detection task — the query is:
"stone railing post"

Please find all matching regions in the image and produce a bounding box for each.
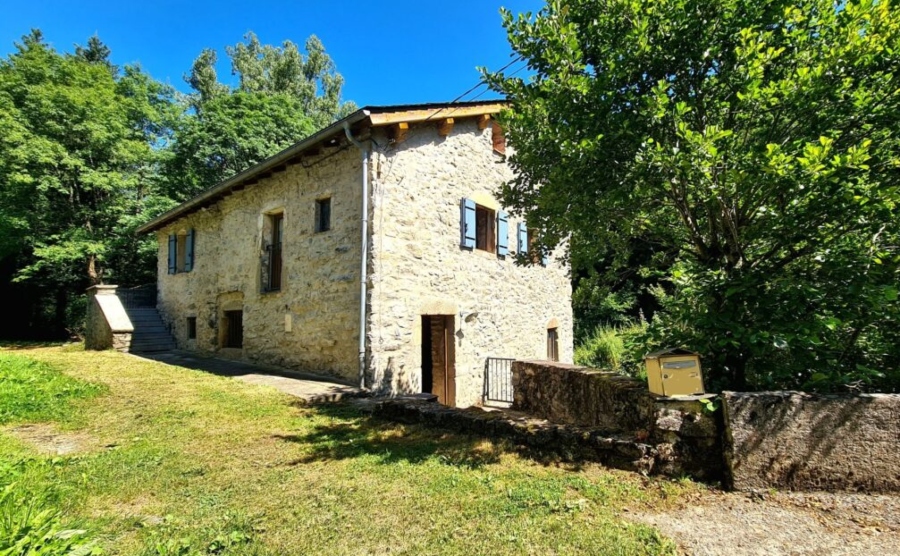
[85,285,134,351]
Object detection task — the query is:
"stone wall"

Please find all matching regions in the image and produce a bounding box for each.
[156,146,363,381]
[723,391,900,492]
[512,360,722,480]
[511,361,900,491]
[85,285,133,352]
[367,120,574,407]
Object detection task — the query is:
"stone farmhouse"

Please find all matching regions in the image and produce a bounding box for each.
[136,101,572,407]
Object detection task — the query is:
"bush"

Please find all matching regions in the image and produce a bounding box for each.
[575,322,647,378]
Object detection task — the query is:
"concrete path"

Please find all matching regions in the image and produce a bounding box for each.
[135,350,365,403]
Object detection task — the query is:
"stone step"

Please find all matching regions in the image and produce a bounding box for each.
[132,332,174,341]
[131,341,175,348]
[117,303,176,353]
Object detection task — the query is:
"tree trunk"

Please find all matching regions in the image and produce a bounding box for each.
[87,253,102,285]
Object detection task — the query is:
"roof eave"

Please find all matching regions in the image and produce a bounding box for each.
[136,100,508,235]
[136,108,372,234]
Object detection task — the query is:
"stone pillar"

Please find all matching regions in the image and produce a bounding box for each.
[85,285,134,351]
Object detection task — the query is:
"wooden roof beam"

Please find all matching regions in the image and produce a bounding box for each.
[437,118,454,137]
[476,114,491,130]
[389,122,410,144]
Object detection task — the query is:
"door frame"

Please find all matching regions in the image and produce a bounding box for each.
[421,314,456,406]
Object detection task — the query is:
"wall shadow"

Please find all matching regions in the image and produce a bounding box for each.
[275,403,504,469]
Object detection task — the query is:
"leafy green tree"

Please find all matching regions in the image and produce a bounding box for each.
[486,0,900,391]
[0,30,177,336]
[166,33,355,199]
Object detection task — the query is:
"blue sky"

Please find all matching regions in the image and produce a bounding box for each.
[1,0,543,106]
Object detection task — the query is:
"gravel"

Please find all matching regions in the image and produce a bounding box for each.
[631,488,900,555]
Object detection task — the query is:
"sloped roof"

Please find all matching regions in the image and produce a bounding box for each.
[136,101,505,234]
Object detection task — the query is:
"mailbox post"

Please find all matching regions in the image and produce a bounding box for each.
[645,348,705,397]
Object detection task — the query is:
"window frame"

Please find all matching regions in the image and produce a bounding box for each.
[264,212,284,292]
[167,229,195,274]
[474,204,496,254]
[547,327,560,362]
[315,197,332,233]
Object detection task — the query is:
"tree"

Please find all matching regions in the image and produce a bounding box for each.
[165,33,355,199]
[0,30,177,336]
[486,0,900,391]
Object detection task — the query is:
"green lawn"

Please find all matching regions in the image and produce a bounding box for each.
[0,345,689,555]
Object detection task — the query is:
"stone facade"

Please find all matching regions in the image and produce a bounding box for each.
[155,147,363,380]
[149,105,573,406]
[367,120,573,407]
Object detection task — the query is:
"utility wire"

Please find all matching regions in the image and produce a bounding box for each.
[422,55,524,122]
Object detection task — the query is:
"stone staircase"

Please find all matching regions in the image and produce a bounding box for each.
[116,284,176,353]
[123,306,176,353]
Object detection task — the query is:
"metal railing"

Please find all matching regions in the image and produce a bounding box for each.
[118,284,157,309]
[484,357,516,404]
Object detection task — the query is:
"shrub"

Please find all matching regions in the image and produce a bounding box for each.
[575,322,647,378]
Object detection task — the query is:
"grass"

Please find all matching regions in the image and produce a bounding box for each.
[0,351,103,424]
[0,345,691,555]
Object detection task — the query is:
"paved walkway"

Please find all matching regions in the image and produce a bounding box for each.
[135,350,365,403]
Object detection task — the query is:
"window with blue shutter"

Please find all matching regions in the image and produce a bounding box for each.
[460,198,476,249]
[185,229,195,272]
[517,222,528,254]
[167,234,176,274]
[496,211,509,256]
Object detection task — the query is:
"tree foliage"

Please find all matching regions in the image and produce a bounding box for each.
[166,33,355,199]
[0,30,356,338]
[487,0,900,391]
[0,30,177,336]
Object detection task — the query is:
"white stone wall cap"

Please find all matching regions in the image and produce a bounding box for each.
[95,294,134,333]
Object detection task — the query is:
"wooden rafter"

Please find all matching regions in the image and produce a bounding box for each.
[438,118,454,137]
[390,122,410,143]
[476,114,491,130]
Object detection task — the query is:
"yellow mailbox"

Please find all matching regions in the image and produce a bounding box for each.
[645,348,705,397]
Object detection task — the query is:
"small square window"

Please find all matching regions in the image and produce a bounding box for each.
[186,317,197,340]
[315,198,331,233]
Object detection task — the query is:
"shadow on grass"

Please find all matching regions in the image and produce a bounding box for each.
[0,341,73,351]
[275,403,504,469]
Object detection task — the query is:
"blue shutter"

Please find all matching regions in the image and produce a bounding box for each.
[542,248,550,267]
[460,198,476,249]
[497,211,509,256]
[517,222,528,254]
[185,229,195,272]
[167,234,177,274]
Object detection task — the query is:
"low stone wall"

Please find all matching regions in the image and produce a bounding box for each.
[723,391,900,492]
[85,285,133,352]
[511,361,900,492]
[512,360,721,480]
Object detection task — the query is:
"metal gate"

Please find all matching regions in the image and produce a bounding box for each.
[484,357,516,404]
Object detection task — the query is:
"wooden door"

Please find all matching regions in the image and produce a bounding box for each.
[422,315,455,406]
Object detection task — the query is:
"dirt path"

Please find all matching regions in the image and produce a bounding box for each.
[632,489,900,555]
